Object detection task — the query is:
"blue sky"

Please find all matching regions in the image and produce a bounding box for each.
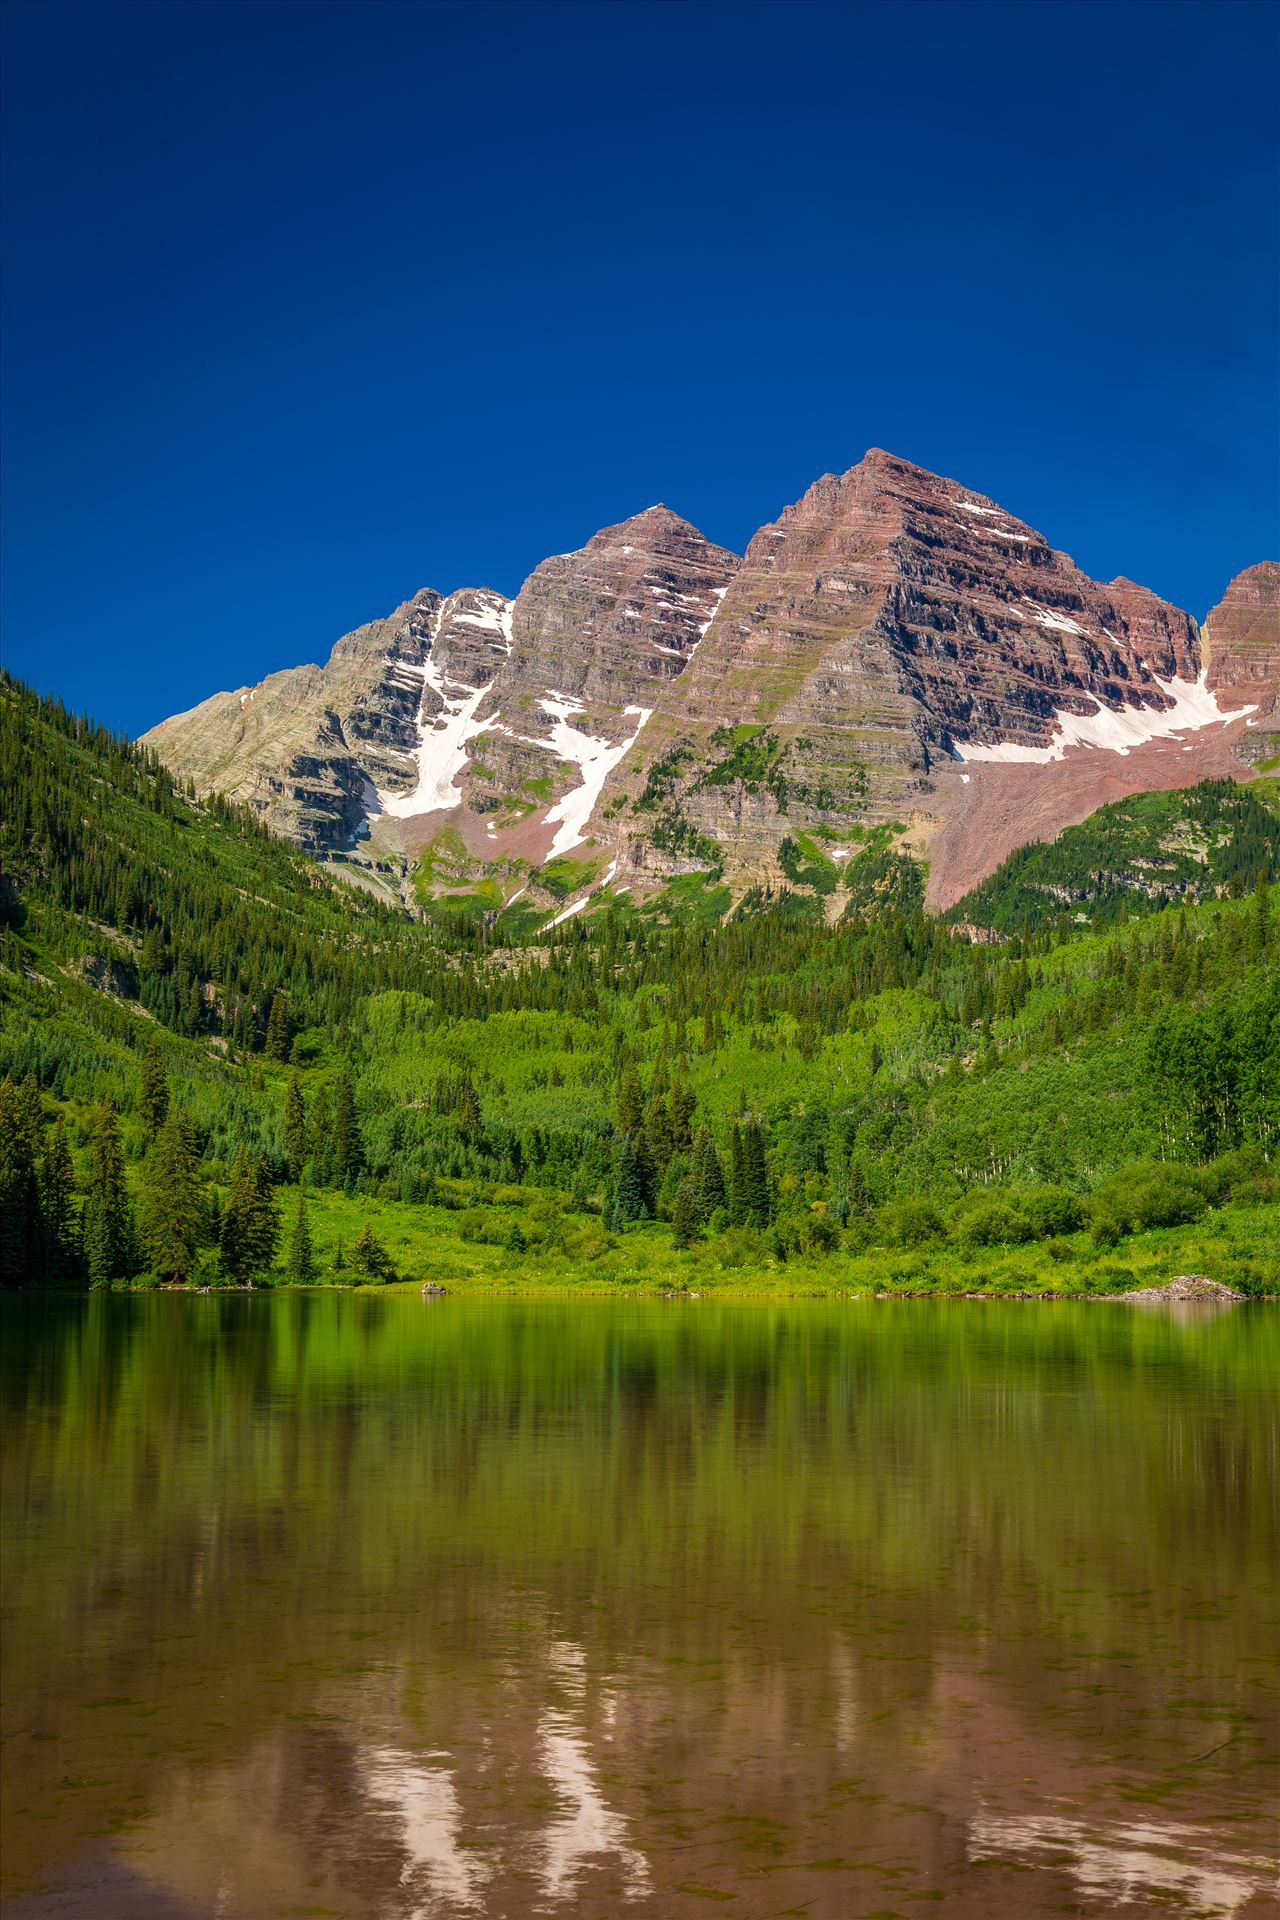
[1,0,1276,735]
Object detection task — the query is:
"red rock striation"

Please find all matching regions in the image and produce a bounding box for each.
[1204,563,1280,714]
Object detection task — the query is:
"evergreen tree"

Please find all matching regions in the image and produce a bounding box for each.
[691,1126,726,1223]
[282,1070,307,1183]
[616,1063,643,1138]
[84,1100,134,1288]
[668,1077,697,1155]
[0,1075,39,1286]
[36,1118,78,1282]
[610,1137,647,1230]
[727,1123,747,1227]
[349,1222,395,1281]
[643,1089,674,1174]
[137,1037,170,1138]
[332,1075,363,1181]
[219,1147,279,1283]
[286,1190,315,1283]
[671,1179,701,1249]
[741,1119,772,1227]
[308,1080,333,1182]
[456,1076,482,1143]
[264,990,292,1062]
[141,1109,204,1283]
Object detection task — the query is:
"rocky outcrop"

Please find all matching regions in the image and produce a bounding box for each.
[142,590,447,848]
[1205,563,1280,713]
[1113,1276,1245,1304]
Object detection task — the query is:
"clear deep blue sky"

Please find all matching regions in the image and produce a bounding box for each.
[2,0,1276,735]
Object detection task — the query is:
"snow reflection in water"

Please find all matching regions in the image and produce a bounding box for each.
[969,1809,1280,1916]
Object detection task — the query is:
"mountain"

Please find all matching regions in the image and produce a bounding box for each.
[142,452,1279,916]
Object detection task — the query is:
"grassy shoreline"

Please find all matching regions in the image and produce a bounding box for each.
[86,1188,1275,1299]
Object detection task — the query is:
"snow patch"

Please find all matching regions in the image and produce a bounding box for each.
[538,695,653,859]
[696,584,729,641]
[377,629,495,820]
[955,670,1257,764]
[548,893,590,929]
[950,498,1006,519]
[1022,599,1090,637]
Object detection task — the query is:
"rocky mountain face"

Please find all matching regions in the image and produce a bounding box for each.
[1204,564,1280,710]
[141,452,1278,915]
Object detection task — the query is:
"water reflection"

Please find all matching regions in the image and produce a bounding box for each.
[969,1811,1279,1915]
[1,1295,1276,1917]
[539,1642,650,1903]
[358,1748,488,1912]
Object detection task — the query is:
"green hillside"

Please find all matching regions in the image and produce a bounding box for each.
[2,673,1277,1296]
[950,778,1280,934]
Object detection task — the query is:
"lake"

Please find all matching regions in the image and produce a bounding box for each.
[1,1295,1276,1918]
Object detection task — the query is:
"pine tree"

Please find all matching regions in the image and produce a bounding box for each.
[668,1078,696,1154]
[282,1070,307,1183]
[616,1064,643,1138]
[610,1137,647,1230]
[643,1089,674,1174]
[220,1147,279,1283]
[36,1118,77,1282]
[0,1076,39,1286]
[138,1038,169,1138]
[286,1190,315,1283]
[350,1222,395,1281]
[332,1075,363,1180]
[456,1076,482,1143]
[84,1099,134,1288]
[141,1109,204,1283]
[741,1119,773,1227]
[309,1081,333,1183]
[671,1179,701,1249]
[691,1125,726,1223]
[727,1123,747,1227]
[265,990,292,1062]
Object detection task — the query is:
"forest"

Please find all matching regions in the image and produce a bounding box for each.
[1,671,1277,1296]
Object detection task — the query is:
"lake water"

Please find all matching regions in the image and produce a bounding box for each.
[1,1295,1276,1919]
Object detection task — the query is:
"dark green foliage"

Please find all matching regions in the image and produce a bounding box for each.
[36,1119,78,1282]
[264,991,292,1063]
[138,1038,170,1138]
[141,1110,204,1283]
[349,1222,396,1282]
[331,1075,364,1181]
[671,1179,701,1248]
[84,1101,136,1288]
[287,1191,315,1284]
[610,1138,648,1230]
[691,1125,726,1222]
[0,1076,41,1285]
[220,1147,280,1283]
[283,1071,307,1183]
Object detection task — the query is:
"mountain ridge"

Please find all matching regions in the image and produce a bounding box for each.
[141,451,1279,912]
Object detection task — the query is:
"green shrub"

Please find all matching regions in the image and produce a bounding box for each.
[956,1196,1034,1248]
[1022,1186,1087,1238]
[880,1197,945,1247]
[1090,1162,1209,1237]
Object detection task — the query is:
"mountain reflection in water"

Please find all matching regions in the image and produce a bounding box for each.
[1,1294,1276,1919]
